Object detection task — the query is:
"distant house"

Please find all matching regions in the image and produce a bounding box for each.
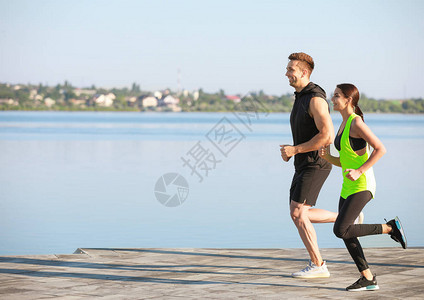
[0,98,18,106]
[107,93,116,100]
[162,95,181,112]
[44,98,56,107]
[154,91,163,99]
[29,89,38,100]
[142,96,158,108]
[126,96,137,107]
[193,90,200,101]
[163,95,179,106]
[94,93,115,107]
[225,95,241,103]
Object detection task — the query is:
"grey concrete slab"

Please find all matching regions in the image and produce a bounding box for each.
[0,248,423,299]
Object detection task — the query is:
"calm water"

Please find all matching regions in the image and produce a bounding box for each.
[0,111,423,255]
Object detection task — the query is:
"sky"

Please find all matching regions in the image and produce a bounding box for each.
[1,0,423,99]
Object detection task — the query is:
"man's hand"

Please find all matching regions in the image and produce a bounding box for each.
[280,144,296,162]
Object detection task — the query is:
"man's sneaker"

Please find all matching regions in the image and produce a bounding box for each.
[386,216,407,249]
[346,274,379,291]
[291,260,330,278]
[354,212,364,224]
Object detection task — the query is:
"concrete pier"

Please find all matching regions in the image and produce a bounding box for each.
[0,247,423,299]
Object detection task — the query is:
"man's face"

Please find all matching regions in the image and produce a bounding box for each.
[285,60,304,88]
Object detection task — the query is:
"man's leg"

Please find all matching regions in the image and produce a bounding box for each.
[290,200,323,266]
[308,208,338,223]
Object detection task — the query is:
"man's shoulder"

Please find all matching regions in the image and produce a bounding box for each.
[297,85,326,102]
[310,95,327,102]
[310,96,328,104]
[308,82,326,99]
[309,95,330,117]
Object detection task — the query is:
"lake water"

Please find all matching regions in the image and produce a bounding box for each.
[0,111,423,255]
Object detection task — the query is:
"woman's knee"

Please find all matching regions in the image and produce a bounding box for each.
[333,223,348,239]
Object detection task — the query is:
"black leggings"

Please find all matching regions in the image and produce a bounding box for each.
[334,191,383,272]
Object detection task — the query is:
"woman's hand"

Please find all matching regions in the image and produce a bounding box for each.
[319,145,330,160]
[318,144,342,167]
[344,169,362,181]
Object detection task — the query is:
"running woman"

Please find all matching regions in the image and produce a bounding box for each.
[319,83,407,291]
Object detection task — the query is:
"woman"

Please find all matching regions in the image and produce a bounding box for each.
[319,83,407,292]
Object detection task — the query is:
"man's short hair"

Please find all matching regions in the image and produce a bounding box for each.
[288,52,314,75]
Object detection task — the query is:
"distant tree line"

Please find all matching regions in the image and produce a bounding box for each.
[179,89,424,113]
[0,82,423,113]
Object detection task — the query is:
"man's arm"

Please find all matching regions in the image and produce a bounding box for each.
[280,97,334,159]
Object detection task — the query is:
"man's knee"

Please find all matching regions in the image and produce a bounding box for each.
[290,201,308,225]
[290,210,300,224]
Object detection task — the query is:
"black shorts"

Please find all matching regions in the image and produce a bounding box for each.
[289,167,331,206]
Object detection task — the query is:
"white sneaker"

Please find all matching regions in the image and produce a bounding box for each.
[291,261,330,278]
[354,212,364,225]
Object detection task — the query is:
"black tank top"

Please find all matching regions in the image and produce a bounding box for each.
[290,82,332,171]
[334,128,366,151]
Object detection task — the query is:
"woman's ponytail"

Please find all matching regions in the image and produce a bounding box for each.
[355,105,364,121]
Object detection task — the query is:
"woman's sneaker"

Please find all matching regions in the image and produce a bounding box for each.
[386,216,407,249]
[291,260,330,278]
[346,275,379,291]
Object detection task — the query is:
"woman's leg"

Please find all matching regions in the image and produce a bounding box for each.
[334,191,383,240]
[334,191,382,276]
[343,237,372,276]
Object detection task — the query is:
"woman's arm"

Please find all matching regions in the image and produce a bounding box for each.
[344,117,386,181]
[319,145,342,167]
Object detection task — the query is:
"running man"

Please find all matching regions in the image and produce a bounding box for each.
[280,52,338,278]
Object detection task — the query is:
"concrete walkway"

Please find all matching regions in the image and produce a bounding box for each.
[0,247,423,299]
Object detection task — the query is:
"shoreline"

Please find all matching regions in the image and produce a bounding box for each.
[1,109,424,115]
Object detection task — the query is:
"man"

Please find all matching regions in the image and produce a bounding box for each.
[280,52,337,278]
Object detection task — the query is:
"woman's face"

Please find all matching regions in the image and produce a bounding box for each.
[331,88,350,111]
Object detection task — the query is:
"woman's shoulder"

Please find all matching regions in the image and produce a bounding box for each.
[351,114,365,126]
[350,114,366,137]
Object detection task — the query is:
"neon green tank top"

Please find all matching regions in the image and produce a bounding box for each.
[338,113,376,199]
